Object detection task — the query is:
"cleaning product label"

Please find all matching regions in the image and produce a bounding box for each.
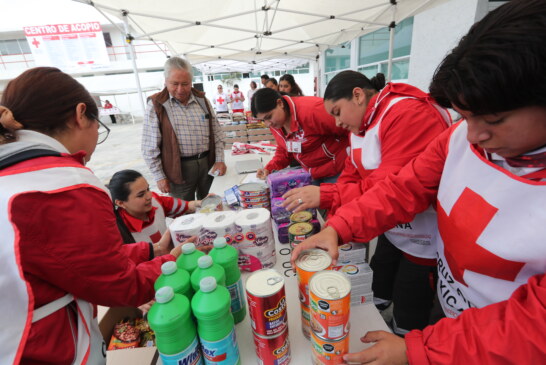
[227,278,245,313]
[158,336,202,365]
[200,328,240,364]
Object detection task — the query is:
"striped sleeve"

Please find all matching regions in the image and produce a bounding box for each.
[152,192,188,218]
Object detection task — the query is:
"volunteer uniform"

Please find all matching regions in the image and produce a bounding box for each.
[265,95,350,180]
[321,83,451,334]
[118,192,188,244]
[327,121,546,363]
[212,92,230,113]
[0,131,174,364]
[229,90,245,113]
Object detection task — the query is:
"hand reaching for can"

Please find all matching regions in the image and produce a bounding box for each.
[290,226,340,269]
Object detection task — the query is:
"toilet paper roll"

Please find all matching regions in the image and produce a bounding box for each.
[234,208,275,250]
[169,213,206,246]
[198,211,238,248]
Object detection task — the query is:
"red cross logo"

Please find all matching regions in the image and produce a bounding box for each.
[32,38,40,48]
[217,97,225,104]
[438,187,525,286]
[352,148,368,177]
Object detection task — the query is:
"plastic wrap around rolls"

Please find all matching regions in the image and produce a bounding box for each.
[169,213,206,246]
[198,211,238,248]
[234,208,276,271]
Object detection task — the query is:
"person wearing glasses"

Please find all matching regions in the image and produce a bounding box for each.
[212,84,230,114]
[142,57,226,201]
[0,67,186,365]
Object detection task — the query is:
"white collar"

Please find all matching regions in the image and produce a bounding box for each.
[16,130,70,154]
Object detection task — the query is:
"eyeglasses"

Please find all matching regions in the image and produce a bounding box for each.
[96,118,110,144]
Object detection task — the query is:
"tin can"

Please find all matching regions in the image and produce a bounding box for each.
[301,304,311,340]
[288,222,314,248]
[295,249,332,307]
[199,195,223,213]
[242,201,271,209]
[240,195,270,204]
[253,328,291,365]
[311,331,349,365]
[238,182,269,197]
[309,271,351,340]
[290,211,313,224]
[246,269,288,336]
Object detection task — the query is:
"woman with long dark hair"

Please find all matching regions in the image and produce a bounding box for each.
[279,74,304,96]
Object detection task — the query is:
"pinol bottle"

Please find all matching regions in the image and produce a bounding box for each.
[154,261,193,299]
[191,277,241,365]
[177,242,205,274]
[191,255,226,292]
[209,237,247,324]
[148,286,203,365]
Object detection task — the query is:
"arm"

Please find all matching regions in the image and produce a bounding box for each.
[141,100,167,183]
[264,128,291,172]
[152,192,188,218]
[17,187,174,307]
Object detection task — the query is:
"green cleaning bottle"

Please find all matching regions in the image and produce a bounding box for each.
[209,237,246,324]
[191,276,241,364]
[177,242,205,274]
[190,255,226,292]
[148,286,203,365]
[154,261,193,300]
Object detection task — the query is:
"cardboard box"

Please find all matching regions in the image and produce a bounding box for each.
[338,242,368,264]
[224,137,248,144]
[247,128,272,136]
[99,307,158,365]
[247,135,274,142]
[224,130,247,138]
[221,124,247,131]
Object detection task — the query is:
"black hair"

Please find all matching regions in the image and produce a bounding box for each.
[261,74,270,80]
[323,71,385,102]
[266,78,278,86]
[251,87,289,117]
[108,169,143,202]
[279,74,304,96]
[234,84,239,88]
[250,81,257,88]
[429,0,546,115]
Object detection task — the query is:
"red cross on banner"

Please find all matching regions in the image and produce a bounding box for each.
[32,38,40,48]
[438,187,525,286]
[150,230,162,243]
[217,97,225,104]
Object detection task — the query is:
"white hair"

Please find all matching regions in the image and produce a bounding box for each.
[164,57,193,79]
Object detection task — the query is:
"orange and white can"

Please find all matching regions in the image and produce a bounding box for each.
[301,304,311,340]
[309,270,351,340]
[295,249,332,307]
[311,331,349,365]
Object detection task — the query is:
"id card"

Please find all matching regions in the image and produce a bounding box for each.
[287,141,302,153]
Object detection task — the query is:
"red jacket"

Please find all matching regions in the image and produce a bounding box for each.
[320,83,450,213]
[4,153,174,364]
[326,124,546,363]
[265,95,349,179]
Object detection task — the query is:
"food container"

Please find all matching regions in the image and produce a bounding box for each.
[253,327,291,365]
[290,211,313,224]
[246,269,287,336]
[238,182,270,197]
[288,222,314,249]
[311,331,349,365]
[295,249,332,307]
[198,195,223,213]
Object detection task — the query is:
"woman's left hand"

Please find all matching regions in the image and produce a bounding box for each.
[154,230,175,257]
[342,331,408,365]
[282,186,321,213]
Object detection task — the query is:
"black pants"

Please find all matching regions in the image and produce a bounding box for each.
[109,115,117,124]
[370,234,436,333]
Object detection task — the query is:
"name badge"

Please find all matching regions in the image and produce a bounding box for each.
[287,141,302,153]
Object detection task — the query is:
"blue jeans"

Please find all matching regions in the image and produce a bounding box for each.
[311,173,340,186]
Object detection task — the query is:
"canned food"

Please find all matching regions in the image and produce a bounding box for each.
[238,182,270,197]
[290,211,313,223]
[246,269,288,336]
[288,222,314,247]
[309,271,351,340]
[239,195,270,204]
[241,201,271,209]
[311,331,349,365]
[253,328,291,365]
[199,195,223,213]
[301,304,311,340]
[295,249,332,306]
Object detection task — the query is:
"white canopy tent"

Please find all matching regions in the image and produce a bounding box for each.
[75,0,448,112]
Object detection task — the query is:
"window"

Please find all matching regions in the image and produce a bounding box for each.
[324,43,351,73]
[359,17,413,65]
[0,39,31,55]
[103,32,113,47]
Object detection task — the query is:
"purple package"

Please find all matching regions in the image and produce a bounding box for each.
[271,197,292,223]
[267,168,312,198]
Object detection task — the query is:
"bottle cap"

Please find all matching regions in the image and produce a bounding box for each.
[200,276,217,293]
[198,255,213,269]
[182,242,196,254]
[161,261,177,275]
[213,237,227,248]
[155,286,174,303]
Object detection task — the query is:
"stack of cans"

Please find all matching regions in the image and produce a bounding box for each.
[295,249,332,340]
[309,271,351,365]
[246,269,291,365]
[238,183,270,209]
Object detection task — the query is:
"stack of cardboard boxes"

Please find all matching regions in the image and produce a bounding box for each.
[222,125,276,149]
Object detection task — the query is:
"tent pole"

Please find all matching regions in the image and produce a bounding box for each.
[123,11,145,122]
[387,2,397,82]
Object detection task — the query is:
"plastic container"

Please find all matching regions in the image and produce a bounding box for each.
[177,242,206,274]
[190,255,226,292]
[209,237,247,324]
[154,261,193,299]
[148,287,203,365]
[191,277,241,364]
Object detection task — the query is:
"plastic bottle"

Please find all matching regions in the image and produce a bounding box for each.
[154,261,193,299]
[177,242,205,274]
[191,277,241,365]
[148,286,203,365]
[190,255,226,292]
[209,237,246,324]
